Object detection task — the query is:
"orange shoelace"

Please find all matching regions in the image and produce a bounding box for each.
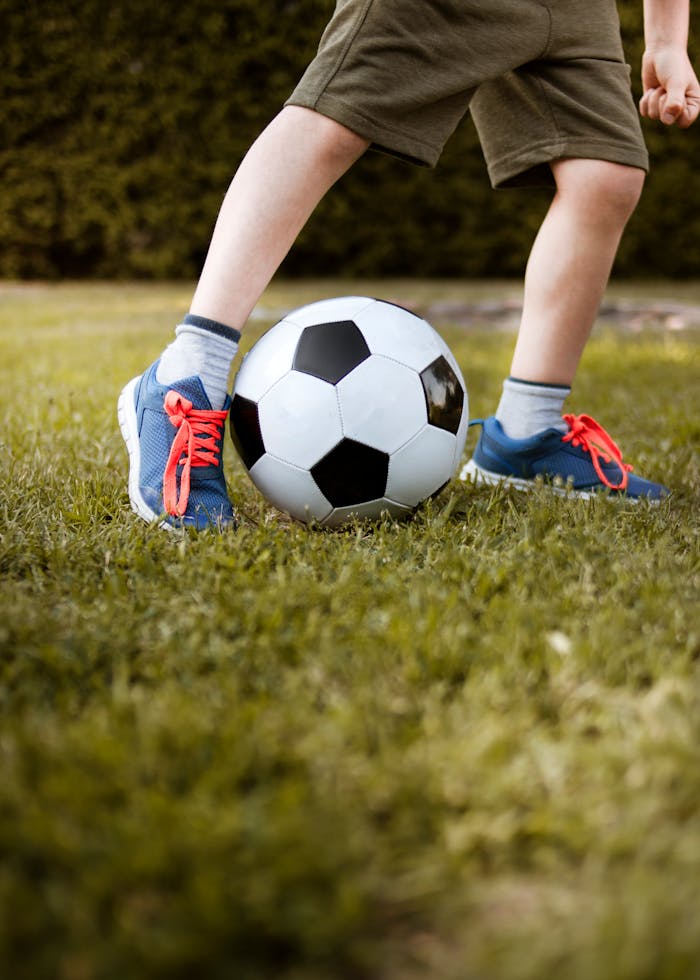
[562,413,633,491]
[162,391,228,517]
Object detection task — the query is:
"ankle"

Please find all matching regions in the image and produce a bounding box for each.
[156,314,240,410]
[495,376,570,439]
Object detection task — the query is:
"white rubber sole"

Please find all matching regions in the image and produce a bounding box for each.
[459,458,651,503]
[117,376,174,531]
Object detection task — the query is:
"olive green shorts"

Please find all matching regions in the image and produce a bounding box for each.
[286,0,648,186]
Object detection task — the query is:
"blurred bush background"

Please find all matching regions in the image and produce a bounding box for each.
[2,0,698,280]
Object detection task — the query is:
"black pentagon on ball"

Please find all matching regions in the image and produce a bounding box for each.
[311,439,389,507]
[229,393,265,470]
[420,356,464,434]
[292,320,370,384]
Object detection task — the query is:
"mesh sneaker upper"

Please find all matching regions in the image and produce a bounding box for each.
[471,415,669,500]
[131,362,235,529]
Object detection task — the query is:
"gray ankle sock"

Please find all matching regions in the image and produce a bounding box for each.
[156,314,240,410]
[495,377,570,439]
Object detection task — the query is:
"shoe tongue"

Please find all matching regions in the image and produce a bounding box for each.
[171,375,212,410]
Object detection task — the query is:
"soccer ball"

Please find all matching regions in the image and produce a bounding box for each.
[229,297,468,526]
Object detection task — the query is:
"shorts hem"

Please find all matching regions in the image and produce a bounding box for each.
[285,92,443,167]
[488,139,650,188]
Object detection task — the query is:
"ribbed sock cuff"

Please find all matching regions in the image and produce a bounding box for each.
[496,376,571,439]
[508,375,571,391]
[183,313,241,344]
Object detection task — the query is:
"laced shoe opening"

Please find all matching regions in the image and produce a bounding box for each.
[163,391,229,517]
[562,414,633,491]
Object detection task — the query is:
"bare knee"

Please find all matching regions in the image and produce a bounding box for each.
[277,105,370,167]
[551,159,645,226]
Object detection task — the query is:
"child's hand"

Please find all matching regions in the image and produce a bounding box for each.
[639,46,700,127]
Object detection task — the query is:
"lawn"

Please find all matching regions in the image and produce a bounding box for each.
[0,280,699,980]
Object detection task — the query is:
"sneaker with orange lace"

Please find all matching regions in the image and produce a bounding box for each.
[460,414,669,501]
[118,362,235,529]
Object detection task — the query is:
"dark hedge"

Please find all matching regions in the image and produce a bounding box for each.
[2,0,698,279]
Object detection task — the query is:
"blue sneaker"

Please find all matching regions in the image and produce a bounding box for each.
[460,414,669,502]
[117,362,235,530]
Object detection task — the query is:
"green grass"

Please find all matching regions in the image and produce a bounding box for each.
[0,280,699,980]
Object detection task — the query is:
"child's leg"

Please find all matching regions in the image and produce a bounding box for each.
[119,107,369,529]
[510,158,645,386]
[157,107,367,410]
[494,159,644,440]
[190,106,370,331]
[465,158,666,500]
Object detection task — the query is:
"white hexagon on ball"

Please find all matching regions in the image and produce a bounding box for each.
[258,371,343,470]
[336,355,427,453]
[355,302,443,372]
[234,319,305,401]
[284,296,375,329]
[386,425,458,507]
[322,498,412,529]
[249,455,333,523]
